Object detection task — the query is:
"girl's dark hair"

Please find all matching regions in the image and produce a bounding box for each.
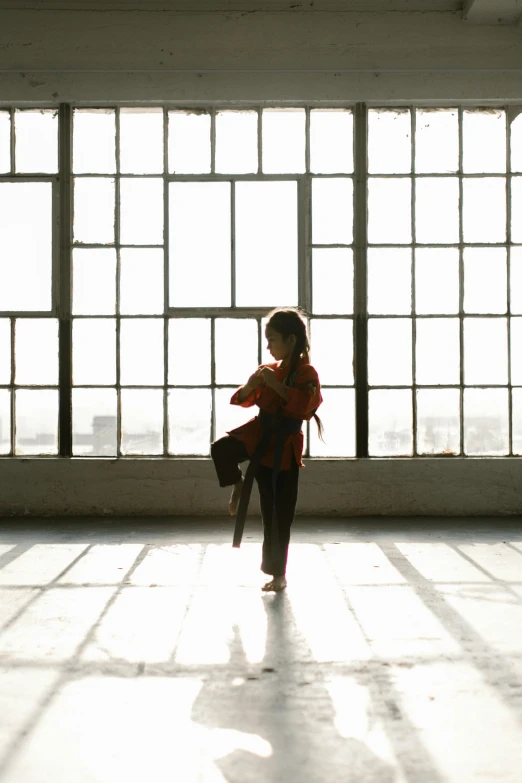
[265,306,324,441]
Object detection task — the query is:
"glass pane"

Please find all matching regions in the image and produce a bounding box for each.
[367,248,411,315]
[415,318,460,385]
[0,319,10,385]
[415,109,459,174]
[236,181,298,307]
[74,178,115,245]
[0,111,10,173]
[72,248,117,315]
[464,247,507,314]
[312,178,353,245]
[510,247,522,313]
[511,177,522,243]
[415,248,459,315]
[368,318,412,386]
[14,110,58,174]
[310,319,353,385]
[215,387,255,439]
[215,318,257,386]
[415,178,459,244]
[0,389,10,454]
[120,178,163,245]
[368,109,411,174]
[369,389,413,456]
[310,109,353,174]
[262,109,305,174]
[168,388,210,455]
[416,389,460,455]
[15,389,58,456]
[73,109,116,174]
[120,248,163,315]
[464,318,508,385]
[168,111,211,174]
[309,388,355,457]
[121,389,163,455]
[463,178,506,243]
[463,110,506,174]
[73,319,116,385]
[120,319,164,386]
[464,388,508,456]
[312,249,353,315]
[15,318,58,385]
[0,182,52,311]
[511,388,522,455]
[510,112,522,173]
[368,178,412,244]
[169,182,230,307]
[215,111,257,174]
[168,318,210,385]
[119,108,163,174]
[510,317,522,385]
[72,388,117,456]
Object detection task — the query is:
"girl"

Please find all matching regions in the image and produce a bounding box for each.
[211,307,323,592]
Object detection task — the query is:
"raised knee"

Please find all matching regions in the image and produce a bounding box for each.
[210,439,223,459]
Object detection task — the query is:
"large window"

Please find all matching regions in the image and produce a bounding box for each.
[367,108,519,456]
[0,109,58,456]
[0,104,521,458]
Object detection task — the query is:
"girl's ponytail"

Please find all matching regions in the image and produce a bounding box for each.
[265,307,324,442]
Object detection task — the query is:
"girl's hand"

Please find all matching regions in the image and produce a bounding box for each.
[246,367,265,389]
[260,366,277,389]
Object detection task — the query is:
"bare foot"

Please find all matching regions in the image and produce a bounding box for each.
[229,478,244,516]
[261,576,287,592]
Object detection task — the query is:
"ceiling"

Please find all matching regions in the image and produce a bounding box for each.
[0,0,463,10]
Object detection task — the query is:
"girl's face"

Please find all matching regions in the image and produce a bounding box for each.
[265,326,296,364]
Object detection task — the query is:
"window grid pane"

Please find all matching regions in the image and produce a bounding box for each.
[4,104,521,459]
[367,107,514,456]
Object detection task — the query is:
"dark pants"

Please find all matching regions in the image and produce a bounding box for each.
[211,435,299,578]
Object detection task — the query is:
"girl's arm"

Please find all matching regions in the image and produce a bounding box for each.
[262,365,322,418]
[231,368,265,407]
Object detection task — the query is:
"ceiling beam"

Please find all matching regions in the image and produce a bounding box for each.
[463,0,522,24]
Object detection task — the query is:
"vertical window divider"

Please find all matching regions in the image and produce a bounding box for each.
[211,107,216,175]
[302,108,312,315]
[257,108,262,175]
[459,107,465,455]
[231,180,236,308]
[10,317,15,455]
[163,107,169,456]
[115,107,122,457]
[411,106,417,456]
[300,174,311,315]
[9,108,15,175]
[257,317,262,366]
[303,108,312,457]
[507,107,513,456]
[58,103,73,457]
[210,317,216,445]
[305,107,311,174]
[353,103,369,458]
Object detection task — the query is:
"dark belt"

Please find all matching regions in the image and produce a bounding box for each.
[232,409,303,573]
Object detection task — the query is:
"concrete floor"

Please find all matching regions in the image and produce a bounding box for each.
[1,518,522,782]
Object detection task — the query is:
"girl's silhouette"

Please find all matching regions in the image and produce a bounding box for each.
[211,307,323,592]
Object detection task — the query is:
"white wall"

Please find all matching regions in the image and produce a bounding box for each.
[1,4,521,516]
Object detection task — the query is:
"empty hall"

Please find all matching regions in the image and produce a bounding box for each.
[1,2,522,781]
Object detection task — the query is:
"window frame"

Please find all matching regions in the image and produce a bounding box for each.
[1,101,520,458]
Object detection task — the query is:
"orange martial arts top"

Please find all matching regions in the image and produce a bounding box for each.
[227,357,323,471]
